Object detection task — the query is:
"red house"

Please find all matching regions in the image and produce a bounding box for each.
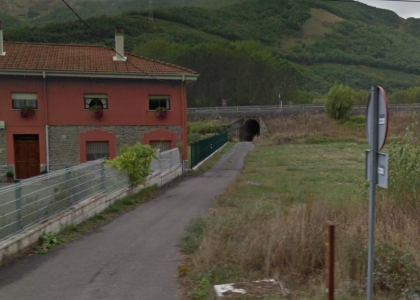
[0,24,198,180]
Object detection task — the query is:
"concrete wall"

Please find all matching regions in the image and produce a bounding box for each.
[0,164,182,266]
[48,125,182,171]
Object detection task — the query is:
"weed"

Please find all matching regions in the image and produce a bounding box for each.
[387,120,420,207]
[374,242,420,296]
[122,196,137,206]
[191,276,212,300]
[35,233,64,254]
[106,202,123,213]
[180,216,207,254]
[92,214,107,222]
[340,115,366,130]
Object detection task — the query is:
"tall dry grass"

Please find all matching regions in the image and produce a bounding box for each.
[185,112,420,299]
[264,112,420,144]
[191,193,420,297]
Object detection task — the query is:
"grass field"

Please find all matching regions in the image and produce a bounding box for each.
[181,113,420,300]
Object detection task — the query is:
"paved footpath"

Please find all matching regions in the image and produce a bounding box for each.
[0,142,254,300]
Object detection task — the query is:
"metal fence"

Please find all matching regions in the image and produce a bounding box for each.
[0,148,181,242]
[187,103,420,114]
[190,131,228,169]
[151,148,181,173]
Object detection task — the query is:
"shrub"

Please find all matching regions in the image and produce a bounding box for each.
[374,242,420,295]
[188,121,228,135]
[106,143,156,187]
[325,84,355,120]
[387,120,420,206]
[341,115,366,130]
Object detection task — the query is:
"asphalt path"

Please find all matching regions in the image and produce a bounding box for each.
[0,142,254,300]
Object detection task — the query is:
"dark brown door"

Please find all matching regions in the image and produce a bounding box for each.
[14,135,40,179]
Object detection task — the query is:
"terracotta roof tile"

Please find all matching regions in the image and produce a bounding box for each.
[0,42,197,76]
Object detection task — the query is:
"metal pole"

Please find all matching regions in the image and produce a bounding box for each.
[326,222,335,300]
[367,86,379,300]
[15,181,23,230]
[101,160,105,192]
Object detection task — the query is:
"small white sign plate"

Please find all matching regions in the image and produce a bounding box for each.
[366,150,389,188]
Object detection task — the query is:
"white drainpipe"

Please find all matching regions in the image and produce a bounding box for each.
[0,21,6,56]
[45,125,50,172]
[43,71,50,173]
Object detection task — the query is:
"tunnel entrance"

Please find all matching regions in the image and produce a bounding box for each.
[242,119,260,141]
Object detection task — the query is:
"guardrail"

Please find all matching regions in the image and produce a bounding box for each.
[187,103,420,113]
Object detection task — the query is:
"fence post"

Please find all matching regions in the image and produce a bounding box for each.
[15,181,23,231]
[65,166,73,205]
[101,160,105,192]
[326,222,335,300]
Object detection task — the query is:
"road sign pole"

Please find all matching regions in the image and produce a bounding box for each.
[367,86,379,300]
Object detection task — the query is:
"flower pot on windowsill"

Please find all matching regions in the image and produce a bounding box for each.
[156,107,167,120]
[90,105,104,121]
[20,106,35,118]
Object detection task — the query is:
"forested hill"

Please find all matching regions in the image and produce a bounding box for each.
[0,0,249,28]
[3,0,420,106]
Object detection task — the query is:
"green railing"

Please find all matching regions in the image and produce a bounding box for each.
[190,132,228,168]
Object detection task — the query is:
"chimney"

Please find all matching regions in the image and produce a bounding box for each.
[0,21,5,56]
[113,26,126,61]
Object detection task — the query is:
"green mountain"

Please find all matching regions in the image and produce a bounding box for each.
[3,0,420,105]
[0,0,249,28]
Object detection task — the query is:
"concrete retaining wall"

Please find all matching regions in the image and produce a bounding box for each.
[0,165,182,266]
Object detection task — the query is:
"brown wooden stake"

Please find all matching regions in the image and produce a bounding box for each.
[326,222,335,300]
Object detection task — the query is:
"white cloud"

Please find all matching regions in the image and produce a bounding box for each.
[357,0,420,18]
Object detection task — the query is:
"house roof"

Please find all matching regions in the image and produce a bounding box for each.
[0,42,198,80]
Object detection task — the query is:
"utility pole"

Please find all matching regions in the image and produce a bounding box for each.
[279,93,282,109]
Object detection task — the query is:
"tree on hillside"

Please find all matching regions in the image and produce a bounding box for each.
[325,84,355,120]
[177,41,301,106]
[136,40,302,106]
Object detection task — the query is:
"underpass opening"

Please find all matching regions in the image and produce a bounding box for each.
[242,119,260,141]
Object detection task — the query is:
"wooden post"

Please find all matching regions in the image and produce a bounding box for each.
[326,222,335,300]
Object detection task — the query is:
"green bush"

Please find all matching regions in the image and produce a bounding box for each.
[387,121,420,205]
[341,115,366,130]
[188,121,228,135]
[374,242,420,296]
[106,142,156,187]
[325,84,355,120]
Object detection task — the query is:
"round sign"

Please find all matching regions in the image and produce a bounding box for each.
[366,86,389,151]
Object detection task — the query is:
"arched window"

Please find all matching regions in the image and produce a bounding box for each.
[89,98,103,108]
[84,94,108,109]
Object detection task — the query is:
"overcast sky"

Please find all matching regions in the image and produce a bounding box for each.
[358,0,420,18]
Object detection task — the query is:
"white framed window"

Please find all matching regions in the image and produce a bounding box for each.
[149,140,172,152]
[84,94,108,109]
[86,141,109,161]
[12,93,38,109]
[149,95,170,110]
